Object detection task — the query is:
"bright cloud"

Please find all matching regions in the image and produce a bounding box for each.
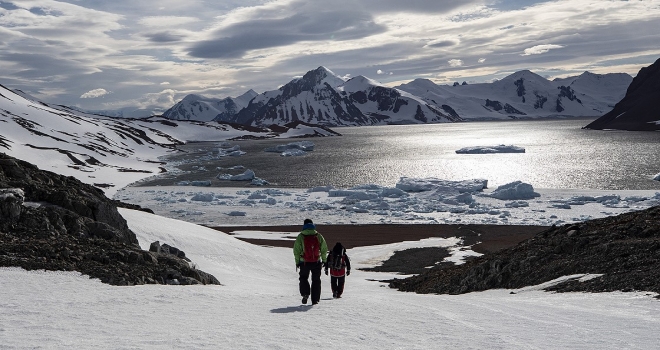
[448,59,464,67]
[80,89,110,99]
[478,58,486,63]
[522,44,565,56]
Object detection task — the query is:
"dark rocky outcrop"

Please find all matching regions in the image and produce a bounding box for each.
[585,57,660,131]
[0,152,220,286]
[390,205,660,297]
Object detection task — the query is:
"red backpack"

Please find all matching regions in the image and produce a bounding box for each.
[302,234,320,262]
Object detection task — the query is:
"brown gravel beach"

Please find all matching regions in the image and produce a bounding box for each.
[209,224,547,254]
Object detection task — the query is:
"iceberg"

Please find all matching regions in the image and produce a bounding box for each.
[455,145,525,154]
[488,181,540,200]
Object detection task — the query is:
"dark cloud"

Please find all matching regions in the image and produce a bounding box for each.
[144,32,185,43]
[188,10,386,59]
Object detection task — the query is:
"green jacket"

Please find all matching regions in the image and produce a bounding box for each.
[293,229,328,265]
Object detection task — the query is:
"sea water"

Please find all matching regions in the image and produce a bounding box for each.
[155,118,660,191]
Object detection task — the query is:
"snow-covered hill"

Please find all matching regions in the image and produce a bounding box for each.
[397,70,632,120]
[0,84,333,195]
[163,90,258,122]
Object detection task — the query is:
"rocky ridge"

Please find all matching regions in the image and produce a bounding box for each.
[0,153,220,286]
[585,57,660,131]
[390,205,660,297]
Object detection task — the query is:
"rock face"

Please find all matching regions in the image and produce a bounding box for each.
[585,57,660,131]
[390,205,660,296]
[0,153,220,286]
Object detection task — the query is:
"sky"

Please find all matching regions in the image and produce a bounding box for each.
[0,0,659,113]
[2,206,659,349]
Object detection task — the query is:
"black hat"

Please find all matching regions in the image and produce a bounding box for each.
[304,218,313,224]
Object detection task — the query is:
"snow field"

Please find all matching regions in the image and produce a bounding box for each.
[1,208,659,349]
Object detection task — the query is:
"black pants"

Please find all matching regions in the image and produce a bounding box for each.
[330,275,346,297]
[299,261,322,303]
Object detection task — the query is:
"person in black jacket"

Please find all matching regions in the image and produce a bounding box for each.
[325,242,351,298]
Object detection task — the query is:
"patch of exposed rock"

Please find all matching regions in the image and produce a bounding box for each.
[585,57,660,131]
[0,152,220,286]
[390,205,660,297]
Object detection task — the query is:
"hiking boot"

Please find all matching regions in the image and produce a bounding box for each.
[332,292,337,298]
[312,301,319,305]
[302,295,309,304]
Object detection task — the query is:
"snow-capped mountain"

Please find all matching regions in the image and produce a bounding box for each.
[163,90,258,122]
[0,84,335,195]
[168,67,631,126]
[230,66,459,126]
[397,70,632,120]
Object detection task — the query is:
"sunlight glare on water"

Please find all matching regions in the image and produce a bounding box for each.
[166,119,660,191]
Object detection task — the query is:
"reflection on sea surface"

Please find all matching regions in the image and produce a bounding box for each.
[140,118,660,191]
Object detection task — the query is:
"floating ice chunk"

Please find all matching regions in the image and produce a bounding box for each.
[218,145,246,157]
[265,141,315,153]
[176,181,191,186]
[228,150,246,157]
[594,195,620,206]
[248,193,267,200]
[505,201,529,208]
[229,165,245,170]
[551,203,572,209]
[227,211,247,216]
[190,180,211,187]
[395,177,488,193]
[251,177,269,186]
[218,169,256,181]
[455,144,525,154]
[654,173,660,181]
[307,185,334,193]
[190,193,214,202]
[623,196,648,202]
[259,198,277,205]
[380,188,408,198]
[488,181,540,200]
[281,149,306,157]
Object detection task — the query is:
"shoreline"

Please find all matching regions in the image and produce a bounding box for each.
[209,223,548,254]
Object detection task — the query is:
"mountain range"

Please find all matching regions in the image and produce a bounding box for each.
[163,67,633,126]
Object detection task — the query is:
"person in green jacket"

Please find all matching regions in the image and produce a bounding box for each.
[293,218,328,305]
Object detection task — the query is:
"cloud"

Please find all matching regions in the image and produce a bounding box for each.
[478,58,486,63]
[448,59,463,67]
[425,38,460,48]
[521,44,564,56]
[144,31,186,43]
[138,16,198,28]
[188,7,386,59]
[80,88,110,99]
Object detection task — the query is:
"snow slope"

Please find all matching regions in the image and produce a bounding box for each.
[1,208,658,349]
